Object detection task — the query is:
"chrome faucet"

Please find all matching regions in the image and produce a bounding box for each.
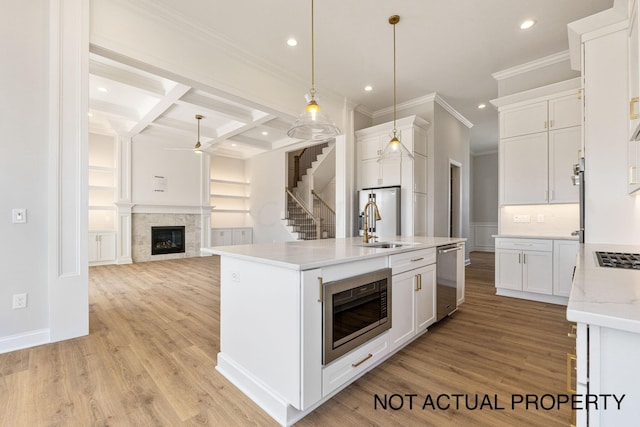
[362,200,382,243]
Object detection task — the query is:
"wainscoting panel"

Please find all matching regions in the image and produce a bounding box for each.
[470,222,498,252]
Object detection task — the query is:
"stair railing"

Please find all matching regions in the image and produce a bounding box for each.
[293,142,328,186]
[311,190,335,239]
[285,187,323,240]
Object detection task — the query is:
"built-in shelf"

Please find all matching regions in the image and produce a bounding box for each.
[210,194,250,199]
[212,209,250,213]
[89,185,115,191]
[89,165,116,172]
[210,178,249,185]
[88,205,117,211]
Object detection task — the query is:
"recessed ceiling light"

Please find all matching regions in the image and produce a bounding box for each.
[261,131,269,136]
[231,143,237,147]
[520,19,536,30]
[97,87,108,93]
[287,38,298,47]
[87,112,93,117]
[477,103,487,109]
[364,85,373,92]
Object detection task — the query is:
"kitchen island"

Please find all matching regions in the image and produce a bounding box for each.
[567,243,640,426]
[202,236,465,426]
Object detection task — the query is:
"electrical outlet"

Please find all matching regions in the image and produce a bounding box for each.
[231,271,240,282]
[12,293,27,309]
[12,208,27,224]
[537,214,545,223]
[514,215,531,223]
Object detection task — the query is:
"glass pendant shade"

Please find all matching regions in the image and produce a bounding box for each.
[287,92,341,142]
[378,130,414,161]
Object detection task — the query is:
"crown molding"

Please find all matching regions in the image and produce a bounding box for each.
[371,93,473,129]
[354,105,374,118]
[492,50,571,81]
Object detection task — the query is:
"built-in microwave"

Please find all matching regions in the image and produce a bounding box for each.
[323,268,392,365]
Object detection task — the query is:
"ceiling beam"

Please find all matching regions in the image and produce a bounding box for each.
[178,91,255,123]
[126,83,192,138]
[212,114,277,149]
[89,59,166,97]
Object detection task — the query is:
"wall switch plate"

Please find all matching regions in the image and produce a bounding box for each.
[514,215,531,223]
[537,214,545,223]
[12,208,27,224]
[231,271,240,282]
[12,293,27,309]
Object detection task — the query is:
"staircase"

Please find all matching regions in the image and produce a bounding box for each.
[283,142,336,240]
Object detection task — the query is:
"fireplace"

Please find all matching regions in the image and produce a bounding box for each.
[151,226,185,255]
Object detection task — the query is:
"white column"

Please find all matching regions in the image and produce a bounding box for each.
[200,152,212,252]
[116,135,133,263]
[48,0,89,343]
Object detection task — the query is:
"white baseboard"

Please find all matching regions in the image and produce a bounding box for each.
[0,328,50,354]
[496,288,568,306]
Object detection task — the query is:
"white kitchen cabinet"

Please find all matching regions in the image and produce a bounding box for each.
[629,1,640,193]
[495,237,578,303]
[500,133,548,204]
[553,240,579,297]
[389,248,437,351]
[211,227,252,246]
[88,231,116,264]
[495,238,553,295]
[549,126,581,203]
[356,116,431,236]
[495,85,582,205]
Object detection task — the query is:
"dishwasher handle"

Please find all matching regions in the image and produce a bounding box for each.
[438,245,462,254]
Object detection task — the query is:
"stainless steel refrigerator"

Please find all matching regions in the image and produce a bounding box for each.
[357,186,401,237]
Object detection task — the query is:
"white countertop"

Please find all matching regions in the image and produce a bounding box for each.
[493,234,579,241]
[201,236,465,271]
[567,243,640,333]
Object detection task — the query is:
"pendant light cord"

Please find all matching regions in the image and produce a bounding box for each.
[310,0,316,99]
[393,18,397,135]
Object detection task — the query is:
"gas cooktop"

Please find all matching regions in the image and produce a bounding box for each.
[595,251,640,269]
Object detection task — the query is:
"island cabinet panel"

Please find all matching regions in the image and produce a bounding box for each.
[300,268,322,410]
[219,257,302,407]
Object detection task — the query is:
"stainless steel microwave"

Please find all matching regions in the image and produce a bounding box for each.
[323,268,392,365]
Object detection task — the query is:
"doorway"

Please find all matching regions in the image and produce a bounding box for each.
[449,160,462,238]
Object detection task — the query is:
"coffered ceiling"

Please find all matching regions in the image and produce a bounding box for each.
[89,0,615,157]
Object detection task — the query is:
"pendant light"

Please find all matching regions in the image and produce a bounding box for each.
[379,15,414,161]
[287,0,341,142]
[194,114,204,153]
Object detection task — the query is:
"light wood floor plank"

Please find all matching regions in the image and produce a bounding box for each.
[0,252,573,426]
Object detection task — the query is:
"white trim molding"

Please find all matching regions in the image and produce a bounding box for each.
[491,51,571,81]
[470,222,498,252]
[0,329,51,355]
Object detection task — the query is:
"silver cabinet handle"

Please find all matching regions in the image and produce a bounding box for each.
[518,253,521,264]
[317,277,323,303]
[410,257,424,262]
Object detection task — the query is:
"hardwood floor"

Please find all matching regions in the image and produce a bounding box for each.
[0,252,573,426]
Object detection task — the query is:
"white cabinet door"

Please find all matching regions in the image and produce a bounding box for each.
[549,126,581,203]
[495,249,523,290]
[413,153,427,193]
[212,229,233,246]
[413,193,428,236]
[548,94,582,130]
[500,101,548,138]
[88,233,99,262]
[233,228,252,245]
[553,240,579,297]
[522,251,553,294]
[359,136,382,160]
[98,232,116,262]
[379,157,401,187]
[359,158,381,189]
[390,269,417,351]
[500,133,548,204]
[415,264,436,334]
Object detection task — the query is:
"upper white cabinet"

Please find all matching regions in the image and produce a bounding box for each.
[495,86,582,205]
[628,1,640,193]
[356,116,430,236]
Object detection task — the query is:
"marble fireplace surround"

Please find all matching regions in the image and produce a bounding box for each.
[132,213,202,263]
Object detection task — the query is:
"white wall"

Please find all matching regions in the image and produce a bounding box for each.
[1,1,88,353]
[471,152,498,223]
[131,135,202,206]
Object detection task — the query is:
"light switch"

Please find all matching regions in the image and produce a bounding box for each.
[12,208,27,224]
[537,214,545,223]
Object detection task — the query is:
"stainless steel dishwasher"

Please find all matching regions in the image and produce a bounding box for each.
[436,243,463,322]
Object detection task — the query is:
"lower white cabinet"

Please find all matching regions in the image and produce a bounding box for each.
[211,227,253,246]
[389,249,437,351]
[88,231,116,264]
[495,237,577,303]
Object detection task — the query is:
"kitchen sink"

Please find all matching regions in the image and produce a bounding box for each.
[357,242,404,248]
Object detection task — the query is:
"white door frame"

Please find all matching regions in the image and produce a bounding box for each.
[448,159,462,238]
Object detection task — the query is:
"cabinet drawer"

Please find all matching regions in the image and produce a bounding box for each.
[389,248,436,273]
[495,238,552,252]
[322,332,389,397]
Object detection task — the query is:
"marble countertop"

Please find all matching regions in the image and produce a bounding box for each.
[567,243,640,333]
[201,236,465,271]
[493,234,579,241]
